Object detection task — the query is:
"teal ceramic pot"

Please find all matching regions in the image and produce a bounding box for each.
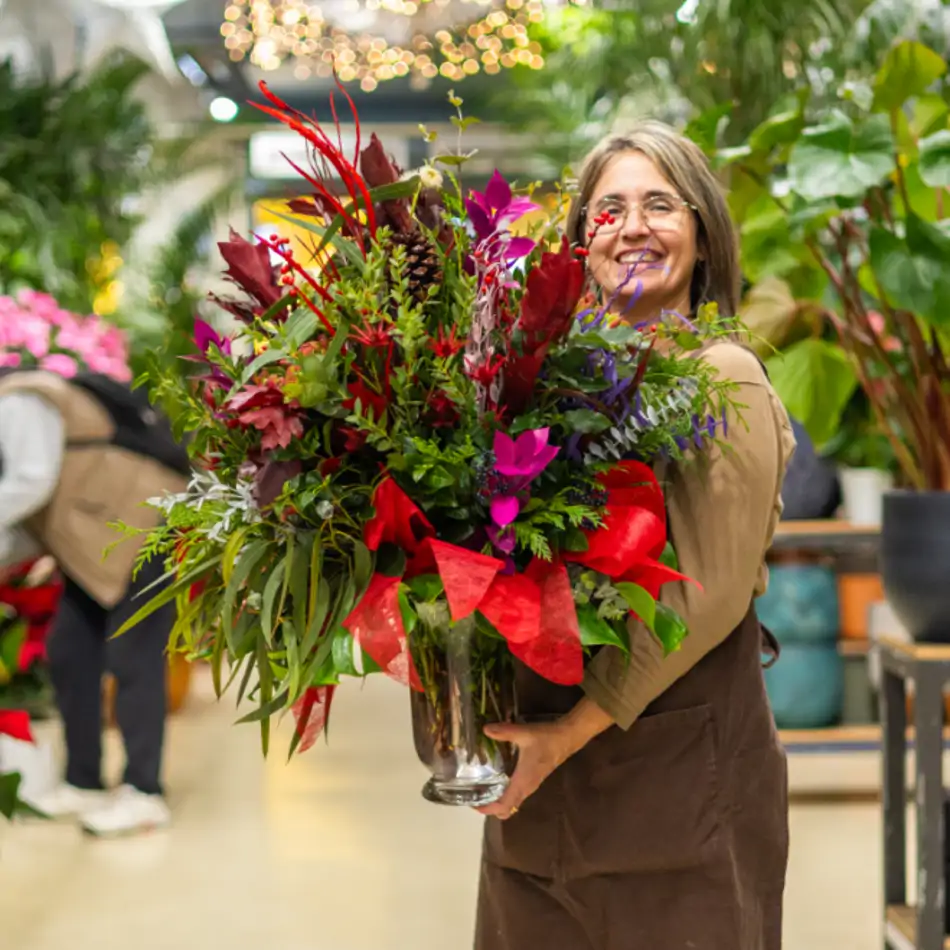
[755,564,839,644]
[764,643,844,729]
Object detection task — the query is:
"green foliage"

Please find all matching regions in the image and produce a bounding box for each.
[721,37,950,487]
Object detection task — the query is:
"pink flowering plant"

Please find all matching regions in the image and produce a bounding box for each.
[0,290,131,382]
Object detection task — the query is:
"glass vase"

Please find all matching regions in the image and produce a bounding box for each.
[409,602,517,806]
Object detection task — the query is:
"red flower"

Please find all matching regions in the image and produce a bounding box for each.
[465,354,505,388]
[226,382,305,451]
[342,379,388,421]
[429,325,464,359]
[350,321,394,350]
[340,426,368,452]
[424,389,458,427]
[217,228,283,315]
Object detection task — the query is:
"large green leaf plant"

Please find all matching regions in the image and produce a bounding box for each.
[722,39,950,490]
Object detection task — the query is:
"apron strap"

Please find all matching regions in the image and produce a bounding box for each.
[760,623,781,669]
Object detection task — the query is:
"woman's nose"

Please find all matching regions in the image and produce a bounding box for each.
[618,206,650,239]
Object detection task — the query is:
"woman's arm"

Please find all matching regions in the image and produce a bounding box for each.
[479,344,794,819]
[582,343,795,728]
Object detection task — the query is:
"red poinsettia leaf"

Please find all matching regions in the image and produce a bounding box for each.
[478,572,541,644]
[218,228,282,310]
[291,685,336,754]
[0,710,33,743]
[363,477,435,554]
[426,540,503,622]
[511,559,583,686]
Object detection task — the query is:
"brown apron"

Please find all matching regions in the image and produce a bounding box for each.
[475,605,789,950]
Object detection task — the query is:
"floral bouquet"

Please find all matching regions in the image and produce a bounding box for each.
[0,290,131,382]
[121,83,740,806]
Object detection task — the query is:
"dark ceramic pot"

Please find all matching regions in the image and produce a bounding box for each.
[881,491,950,643]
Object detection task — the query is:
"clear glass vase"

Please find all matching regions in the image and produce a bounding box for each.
[409,603,518,806]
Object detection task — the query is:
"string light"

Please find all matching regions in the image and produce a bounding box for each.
[222,0,582,89]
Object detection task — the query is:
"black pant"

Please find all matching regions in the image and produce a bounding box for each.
[46,556,173,796]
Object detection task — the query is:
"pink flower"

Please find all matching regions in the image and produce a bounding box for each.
[40,354,78,378]
[493,427,559,480]
[0,352,22,368]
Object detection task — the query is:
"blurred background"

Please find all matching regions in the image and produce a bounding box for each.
[1,1,950,948]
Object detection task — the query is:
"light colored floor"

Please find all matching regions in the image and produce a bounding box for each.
[1,670,887,949]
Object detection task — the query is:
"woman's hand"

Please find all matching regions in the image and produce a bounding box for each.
[476,698,615,820]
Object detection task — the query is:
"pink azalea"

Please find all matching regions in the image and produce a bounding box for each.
[40,354,79,377]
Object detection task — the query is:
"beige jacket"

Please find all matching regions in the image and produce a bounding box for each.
[583,341,797,728]
[0,372,188,608]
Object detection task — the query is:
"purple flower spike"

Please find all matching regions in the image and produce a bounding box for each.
[487,524,517,555]
[493,427,559,481]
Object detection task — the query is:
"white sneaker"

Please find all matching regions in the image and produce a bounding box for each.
[21,782,111,819]
[79,784,170,838]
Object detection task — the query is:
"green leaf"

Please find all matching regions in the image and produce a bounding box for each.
[872,40,947,113]
[0,771,21,820]
[615,582,657,631]
[397,588,418,638]
[261,558,287,645]
[659,542,680,571]
[563,526,589,553]
[259,293,298,324]
[748,109,805,153]
[221,540,269,650]
[0,621,26,676]
[654,603,688,655]
[787,112,894,201]
[675,331,703,350]
[405,574,444,601]
[871,219,950,327]
[563,408,611,435]
[576,603,629,654]
[684,101,733,155]
[352,540,373,597]
[301,577,331,656]
[765,339,858,447]
[919,129,950,187]
[113,556,222,638]
[235,687,290,724]
[240,347,287,385]
[256,638,273,756]
[290,533,314,642]
[285,310,320,348]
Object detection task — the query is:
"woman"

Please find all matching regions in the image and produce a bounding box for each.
[474,123,796,949]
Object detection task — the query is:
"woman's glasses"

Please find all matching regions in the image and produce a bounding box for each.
[585,194,696,236]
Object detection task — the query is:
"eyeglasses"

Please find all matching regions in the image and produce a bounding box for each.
[584,194,697,237]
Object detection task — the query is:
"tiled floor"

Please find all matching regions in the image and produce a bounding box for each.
[1,671,885,949]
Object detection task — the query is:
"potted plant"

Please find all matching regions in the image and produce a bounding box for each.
[725,38,950,640]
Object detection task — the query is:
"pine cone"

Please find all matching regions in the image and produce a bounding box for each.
[391,231,442,302]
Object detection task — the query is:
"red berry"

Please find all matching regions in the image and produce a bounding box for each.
[574,247,590,258]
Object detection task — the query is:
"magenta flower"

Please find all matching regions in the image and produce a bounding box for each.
[494,427,559,480]
[486,428,560,551]
[40,354,79,378]
[465,171,539,261]
[194,318,233,357]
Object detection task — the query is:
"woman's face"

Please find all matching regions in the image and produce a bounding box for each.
[584,151,700,323]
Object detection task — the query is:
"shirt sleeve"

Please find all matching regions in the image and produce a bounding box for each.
[0,393,65,563]
[582,343,795,729]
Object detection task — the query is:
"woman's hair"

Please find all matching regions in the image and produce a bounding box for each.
[565,122,741,317]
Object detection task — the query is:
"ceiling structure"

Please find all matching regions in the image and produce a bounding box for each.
[161,0,526,123]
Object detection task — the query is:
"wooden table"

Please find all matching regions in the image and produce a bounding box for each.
[770,519,880,553]
[880,637,950,950]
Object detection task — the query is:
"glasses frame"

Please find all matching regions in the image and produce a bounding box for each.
[582,194,698,239]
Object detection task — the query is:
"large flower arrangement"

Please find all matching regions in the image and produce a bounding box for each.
[122,83,741,798]
[0,290,131,382]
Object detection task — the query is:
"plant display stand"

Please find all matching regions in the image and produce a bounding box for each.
[880,637,950,950]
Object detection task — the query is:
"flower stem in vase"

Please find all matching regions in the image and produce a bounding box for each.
[409,602,517,806]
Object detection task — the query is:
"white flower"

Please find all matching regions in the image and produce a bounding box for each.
[418,165,443,190]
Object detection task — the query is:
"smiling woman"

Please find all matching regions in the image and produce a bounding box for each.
[475,122,795,950]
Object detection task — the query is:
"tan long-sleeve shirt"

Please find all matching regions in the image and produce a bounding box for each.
[582,341,796,729]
